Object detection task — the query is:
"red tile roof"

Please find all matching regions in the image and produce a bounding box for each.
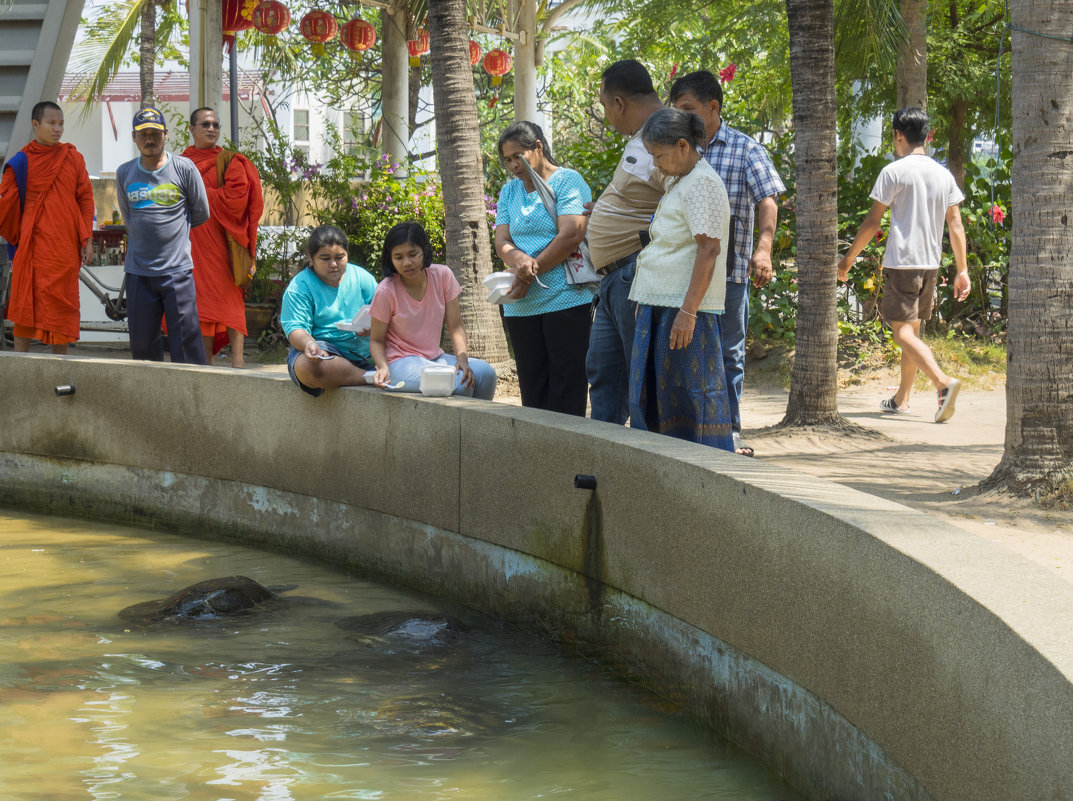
[60,71,263,102]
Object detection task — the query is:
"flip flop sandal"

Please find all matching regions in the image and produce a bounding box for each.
[732,431,755,457]
[880,397,911,414]
[935,379,961,423]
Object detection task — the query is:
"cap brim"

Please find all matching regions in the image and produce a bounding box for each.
[133,123,166,131]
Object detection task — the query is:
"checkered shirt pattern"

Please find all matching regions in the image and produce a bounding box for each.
[701,122,786,283]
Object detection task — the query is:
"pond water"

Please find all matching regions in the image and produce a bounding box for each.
[0,508,804,801]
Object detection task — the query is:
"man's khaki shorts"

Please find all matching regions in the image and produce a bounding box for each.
[879,268,939,323]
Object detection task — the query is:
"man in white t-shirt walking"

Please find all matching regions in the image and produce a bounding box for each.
[838,107,970,423]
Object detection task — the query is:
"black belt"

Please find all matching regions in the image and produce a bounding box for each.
[600,251,640,275]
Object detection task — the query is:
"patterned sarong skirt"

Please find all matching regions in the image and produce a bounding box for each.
[628,304,734,452]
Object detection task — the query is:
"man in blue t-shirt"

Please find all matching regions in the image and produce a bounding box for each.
[116,106,210,363]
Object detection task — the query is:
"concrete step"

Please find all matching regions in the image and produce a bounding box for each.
[0,51,37,67]
[0,3,49,20]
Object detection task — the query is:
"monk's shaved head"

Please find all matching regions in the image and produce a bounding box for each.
[32,101,62,122]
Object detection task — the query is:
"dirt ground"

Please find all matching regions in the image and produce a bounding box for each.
[36,338,1073,585]
[739,372,1073,584]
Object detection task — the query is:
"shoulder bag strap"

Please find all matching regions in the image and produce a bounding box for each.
[216,149,236,188]
[521,158,559,224]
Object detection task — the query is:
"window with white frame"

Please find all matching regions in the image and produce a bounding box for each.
[293,109,310,143]
[343,110,367,156]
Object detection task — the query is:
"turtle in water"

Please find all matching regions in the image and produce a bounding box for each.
[370,692,511,739]
[334,610,467,649]
[118,575,293,626]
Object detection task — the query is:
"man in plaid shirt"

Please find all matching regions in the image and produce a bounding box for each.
[670,71,785,457]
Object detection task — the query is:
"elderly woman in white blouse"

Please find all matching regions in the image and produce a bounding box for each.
[627,107,734,451]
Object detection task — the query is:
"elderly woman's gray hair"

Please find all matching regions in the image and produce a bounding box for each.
[640,108,707,149]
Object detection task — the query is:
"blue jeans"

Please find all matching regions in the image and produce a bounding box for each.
[586,255,637,424]
[387,354,497,400]
[717,280,749,432]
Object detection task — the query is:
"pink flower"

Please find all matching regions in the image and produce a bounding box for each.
[669,63,679,79]
[874,229,884,243]
[990,204,1006,225]
[926,129,936,143]
[719,63,737,84]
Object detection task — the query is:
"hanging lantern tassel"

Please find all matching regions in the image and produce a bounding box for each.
[407,28,430,68]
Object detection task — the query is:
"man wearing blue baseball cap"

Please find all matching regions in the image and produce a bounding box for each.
[115,106,210,363]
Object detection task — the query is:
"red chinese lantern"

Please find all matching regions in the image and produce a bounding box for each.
[483,49,513,86]
[468,39,482,67]
[252,0,290,45]
[300,9,338,57]
[407,28,429,67]
[222,0,256,51]
[340,18,376,55]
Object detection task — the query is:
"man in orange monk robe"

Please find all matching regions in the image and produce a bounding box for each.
[182,107,264,367]
[0,101,95,353]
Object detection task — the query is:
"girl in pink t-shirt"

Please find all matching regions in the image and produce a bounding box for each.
[368,222,497,399]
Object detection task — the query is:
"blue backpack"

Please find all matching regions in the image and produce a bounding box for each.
[3,151,28,261]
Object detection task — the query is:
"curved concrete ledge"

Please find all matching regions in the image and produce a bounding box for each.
[1,352,1071,801]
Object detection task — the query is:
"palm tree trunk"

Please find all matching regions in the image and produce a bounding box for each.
[983,0,1073,497]
[896,0,927,109]
[781,0,845,427]
[139,0,156,106]
[427,0,510,363]
[946,96,967,190]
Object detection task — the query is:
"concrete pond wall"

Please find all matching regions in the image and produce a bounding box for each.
[1,352,1071,801]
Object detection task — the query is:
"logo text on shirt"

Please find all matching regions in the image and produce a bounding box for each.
[127,182,182,209]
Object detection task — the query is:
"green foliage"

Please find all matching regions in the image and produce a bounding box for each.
[550,134,623,201]
[247,228,306,306]
[927,1,1010,159]
[936,145,1010,333]
[307,126,446,277]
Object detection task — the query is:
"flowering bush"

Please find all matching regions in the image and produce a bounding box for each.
[307,139,447,278]
[934,149,1011,333]
[248,123,448,282]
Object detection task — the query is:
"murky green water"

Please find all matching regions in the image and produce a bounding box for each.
[0,509,803,801]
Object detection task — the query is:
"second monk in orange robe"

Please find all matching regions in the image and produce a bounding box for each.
[182,107,264,367]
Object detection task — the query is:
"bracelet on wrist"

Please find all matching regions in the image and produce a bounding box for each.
[678,308,697,319]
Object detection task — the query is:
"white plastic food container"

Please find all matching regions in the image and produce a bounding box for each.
[334,304,372,332]
[481,271,516,305]
[420,365,457,397]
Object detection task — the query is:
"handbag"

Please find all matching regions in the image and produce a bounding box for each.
[216,150,257,288]
[521,159,602,286]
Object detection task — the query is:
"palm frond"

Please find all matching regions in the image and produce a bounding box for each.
[68,0,148,117]
[834,0,905,76]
